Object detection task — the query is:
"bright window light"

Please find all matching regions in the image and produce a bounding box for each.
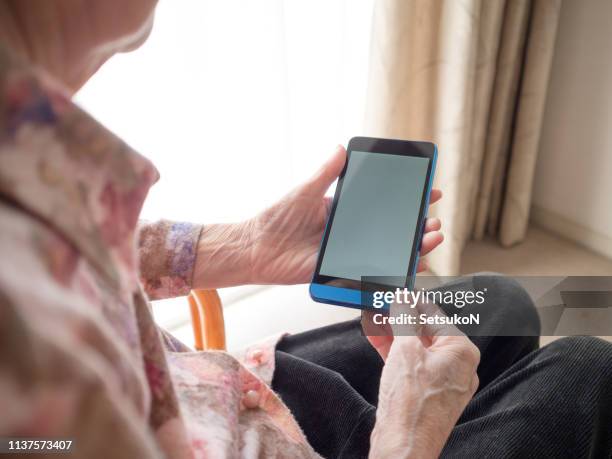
[76,0,374,331]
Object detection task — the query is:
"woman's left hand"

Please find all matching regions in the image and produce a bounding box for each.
[193,145,443,289]
[247,145,443,285]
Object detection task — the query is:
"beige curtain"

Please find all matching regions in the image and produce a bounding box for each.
[365,0,561,275]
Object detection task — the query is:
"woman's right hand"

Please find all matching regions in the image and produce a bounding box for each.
[366,303,480,459]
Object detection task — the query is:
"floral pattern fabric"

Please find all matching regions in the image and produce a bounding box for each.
[138,220,202,300]
[0,45,318,458]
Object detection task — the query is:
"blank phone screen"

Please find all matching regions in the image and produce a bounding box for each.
[319,151,430,286]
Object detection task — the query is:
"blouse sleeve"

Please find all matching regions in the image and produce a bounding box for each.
[138,220,203,300]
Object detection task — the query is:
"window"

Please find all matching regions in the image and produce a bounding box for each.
[76,0,374,332]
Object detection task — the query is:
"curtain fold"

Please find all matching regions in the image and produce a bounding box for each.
[365,0,561,275]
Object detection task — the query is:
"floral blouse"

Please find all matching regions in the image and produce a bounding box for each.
[0,46,319,458]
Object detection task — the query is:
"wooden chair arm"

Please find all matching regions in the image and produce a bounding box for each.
[188,289,226,351]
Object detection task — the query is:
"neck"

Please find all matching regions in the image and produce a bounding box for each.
[0,1,91,94]
[0,2,31,61]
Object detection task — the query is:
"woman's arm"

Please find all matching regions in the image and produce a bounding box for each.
[136,147,347,300]
[192,222,254,289]
[367,305,480,459]
[139,147,442,299]
[138,219,254,300]
[137,147,347,300]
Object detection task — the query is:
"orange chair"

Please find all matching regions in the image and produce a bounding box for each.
[188,289,227,351]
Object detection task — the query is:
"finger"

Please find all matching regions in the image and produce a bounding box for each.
[365,335,393,361]
[420,231,444,256]
[413,299,460,340]
[416,258,428,273]
[429,189,442,205]
[389,300,421,337]
[362,309,394,359]
[412,301,479,357]
[308,145,347,193]
[424,217,441,233]
[362,309,391,335]
[324,196,333,215]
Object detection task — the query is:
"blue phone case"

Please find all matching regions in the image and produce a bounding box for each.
[309,140,437,310]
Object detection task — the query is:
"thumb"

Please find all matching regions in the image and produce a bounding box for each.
[308,145,346,193]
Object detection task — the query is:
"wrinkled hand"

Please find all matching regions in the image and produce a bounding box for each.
[367,302,480,459]
[193,145,443,289]
[247,145,444,285]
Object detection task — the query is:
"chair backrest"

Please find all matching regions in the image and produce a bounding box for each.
[188,289,226,351]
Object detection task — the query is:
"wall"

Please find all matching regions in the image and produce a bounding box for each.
[532,0,612,259]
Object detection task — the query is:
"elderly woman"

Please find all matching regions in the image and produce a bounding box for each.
[1,1,611,458]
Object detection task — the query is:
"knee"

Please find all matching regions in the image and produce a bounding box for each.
[470,273,540,335]
[539,337,612,396]
[471,272,531,307]
[543,336,612,373]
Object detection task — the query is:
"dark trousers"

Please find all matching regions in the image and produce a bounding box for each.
[272,274,612,458]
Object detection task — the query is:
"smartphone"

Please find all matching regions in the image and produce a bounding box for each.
[310,137,437,310]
